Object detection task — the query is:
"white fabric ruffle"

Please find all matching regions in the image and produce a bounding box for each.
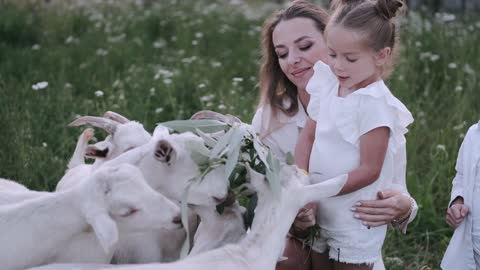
[306,60,414,153]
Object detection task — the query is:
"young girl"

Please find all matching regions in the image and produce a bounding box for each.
[295,0,413,269]
[441,121,480,270]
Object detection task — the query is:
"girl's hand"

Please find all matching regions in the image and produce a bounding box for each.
[293,202,317,232]
[352,189,411,227]
[446,197,469,229]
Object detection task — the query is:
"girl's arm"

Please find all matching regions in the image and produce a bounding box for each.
[295,117,316,171]
[338,126,390,195]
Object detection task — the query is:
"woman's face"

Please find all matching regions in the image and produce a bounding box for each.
[272,17,327,91]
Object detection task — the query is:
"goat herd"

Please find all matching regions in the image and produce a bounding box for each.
[0,111,347,270]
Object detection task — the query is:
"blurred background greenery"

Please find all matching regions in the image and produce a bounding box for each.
[0,0,479,269]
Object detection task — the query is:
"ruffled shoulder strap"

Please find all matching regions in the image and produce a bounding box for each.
[334,81,414,153]
[305,60,338,119]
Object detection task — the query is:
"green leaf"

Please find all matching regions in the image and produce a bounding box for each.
[253,138,270,171]
[159,119,228,133]
[195,128,218,148]
[286,152,295,165]
[225,143,241,179]
[266,149,281,198]
[185,140,210,167]
[210,126,234,159]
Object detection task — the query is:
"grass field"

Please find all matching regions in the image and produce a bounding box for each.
[0,1,479,269]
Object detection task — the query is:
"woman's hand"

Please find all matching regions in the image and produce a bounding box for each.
[351,189,412,227]
[446,197,469,229]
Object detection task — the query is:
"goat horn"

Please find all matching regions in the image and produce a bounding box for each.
[69,116,118,134]
[103,111,130,124]
[190,110,241,124]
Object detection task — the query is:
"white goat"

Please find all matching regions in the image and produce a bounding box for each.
[56,113,151,191]
[188,192,246,256]
[28,164,347,270]
[0,178,29,192]
[0,164,181,270]
[98,129,230,264]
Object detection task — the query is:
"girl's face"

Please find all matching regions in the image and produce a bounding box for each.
[272,17,327,91]
[325,25,384,90]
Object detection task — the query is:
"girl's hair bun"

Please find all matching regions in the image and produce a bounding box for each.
[375,0,405,20]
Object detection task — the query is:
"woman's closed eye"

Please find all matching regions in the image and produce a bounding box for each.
[299,43,313,51]
[346,57,358,63]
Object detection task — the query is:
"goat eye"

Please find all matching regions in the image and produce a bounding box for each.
[119,208,139,218]
[124,147,134,153]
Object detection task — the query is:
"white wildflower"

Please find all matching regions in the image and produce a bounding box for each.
[192,40,198,46]
[206,102,213,107]
[430,54,440,62]
[96,48,108,56]
[64,83,72,89]
[436,144,446,151]
[448,63,457,69]
[415,41,422,47]
[453,121,466,131]
[163,78,172,85]
[32,81,48,91]
[455,85,463,92]
[153,39,166,48]
[32,44,40,50]
[94,90,104,97]
[155,107,164,114]
[195,32,203,38]
[463,64,474,75]
[419,51,432,60]
[232,77,244,83]
[149,88,156,96]
[200,94,215,102]
[42,142,47,147]
[211,61,222,68]
[218,104,226,110]
[198,83,206,89]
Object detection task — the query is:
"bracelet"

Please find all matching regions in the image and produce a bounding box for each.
[392,195,415,227]
[298,169,308,175]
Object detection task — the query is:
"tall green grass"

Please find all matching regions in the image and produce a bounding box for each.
[0,1,479,269]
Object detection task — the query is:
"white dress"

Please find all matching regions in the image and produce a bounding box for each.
[305,60,414,264]
[441,122,480,270]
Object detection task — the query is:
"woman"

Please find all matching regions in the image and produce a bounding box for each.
[251,1,417,269]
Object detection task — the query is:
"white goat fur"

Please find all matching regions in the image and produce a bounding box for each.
[103,128,229,263]
[0,164,181,270]
[189,200,246,256]
[28,164,347,270]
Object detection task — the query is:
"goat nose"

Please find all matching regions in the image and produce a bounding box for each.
[172,215,182,225]
[213,196,227,204]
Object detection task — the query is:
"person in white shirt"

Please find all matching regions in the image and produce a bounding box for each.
[441,122,480,270]
[251,1,417,269]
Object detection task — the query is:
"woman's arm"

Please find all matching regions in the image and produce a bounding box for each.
[295,117,316,171]
[338,127,390,195]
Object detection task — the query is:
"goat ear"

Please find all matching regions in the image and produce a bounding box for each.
[89,213,119,254]
[301,174,348,204]
[85,145,109,159]
[154,140,176,164]
[245,164,267,193]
